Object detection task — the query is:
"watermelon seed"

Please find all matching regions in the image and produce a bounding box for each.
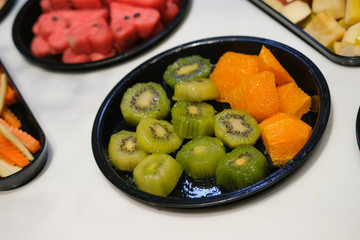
[134,13,141,18]
[124,16,130,20]
[52,17,58,22]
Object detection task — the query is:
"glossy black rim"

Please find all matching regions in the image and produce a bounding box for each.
[91,36,331,208]
[356,107,360,150]
[12,0,191,71]
[250,0,360,67]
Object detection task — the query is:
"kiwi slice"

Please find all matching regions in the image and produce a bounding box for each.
[215,145,267,190]
[214,109,261,148]
[120,82,170,127]
[173,78,219,102]
[108,130,148,171]
[133,152,183,197]
[171,101,216,139]
[176,136,226,180]
[136,118,183,154]
[163,55,212,88]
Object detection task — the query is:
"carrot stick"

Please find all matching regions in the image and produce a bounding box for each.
[0,123,33,161]
[0,118,40,153]
[0,107,21,128]
[5,85,17,105]
[0,73,7,113]
[0,134,29,168]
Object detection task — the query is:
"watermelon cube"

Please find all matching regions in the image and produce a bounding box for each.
[62,48,89,63]
[30,36,51,57]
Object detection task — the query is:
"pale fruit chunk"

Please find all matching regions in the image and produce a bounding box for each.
[263,0,284,12]
[344,0,360,26]
[342,22,360,44]
[280,0,311,24]
[333,41,360,56]
[312,0,345,20]
[304,10,346,47]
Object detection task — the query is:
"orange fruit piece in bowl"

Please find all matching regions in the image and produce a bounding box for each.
[259,45,295,86]
[277,82,312,119]
[259,112,312,167]
[210,51,268,102]
[228,71,281,122]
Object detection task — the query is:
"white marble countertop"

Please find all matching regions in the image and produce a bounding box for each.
[1,0,360,239]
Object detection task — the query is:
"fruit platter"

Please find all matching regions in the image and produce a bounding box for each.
[0,61,48,191]
[91,36,331,208]
[250,0,360,66]
[12,0,190,71]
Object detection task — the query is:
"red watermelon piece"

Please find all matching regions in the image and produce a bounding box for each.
[35,10,69,38]
[90,49,117,61]
[112,0,167,14]
[162,0,179,25]
[40,0,52,12]
[31,36,51,57]
[110,2,161,39]
[62,48,89,63]
[48,0,103,10]
[66,18,114,54]
[47,29,70,54]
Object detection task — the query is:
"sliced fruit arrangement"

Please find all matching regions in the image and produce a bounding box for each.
[0,70,41,178]
[262,0,360,57]
[107,48,314,196]
[31,0,182,63]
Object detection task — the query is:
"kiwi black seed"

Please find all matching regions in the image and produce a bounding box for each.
[120,82,170,127]
[133,152,183,197]
[172,78,219,102]
[136,118,183,154]
[163,55,212,88]
[176,136,226,180]
[171,101,216,139]
[215,145,267,190]
[108,130,148,171]
[214,109,261,148]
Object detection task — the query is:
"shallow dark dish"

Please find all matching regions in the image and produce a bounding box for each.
[0,0,14,22]
[12,0,190,71]
[0,60,48,190]
[91,36,331,208]
[250,0,360,67]
[356,107,360,150]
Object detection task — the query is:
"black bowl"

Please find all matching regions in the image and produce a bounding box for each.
[250,0,360,67]
[0,61,48,190]
[356,107,360,150]
[12,0,190,71]
[91,36,331,208]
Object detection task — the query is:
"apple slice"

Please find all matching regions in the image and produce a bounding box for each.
[263,0,285,12]
[342,22,360,44]
[312,0,346,20]
[333,41,360,56]
[344,0,360,26]
[280,0,312,24]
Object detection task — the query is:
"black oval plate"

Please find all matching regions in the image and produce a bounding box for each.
[91,36,331,208]
[0,60,48,190]
[12,0,190,71]
[250,0,360,67]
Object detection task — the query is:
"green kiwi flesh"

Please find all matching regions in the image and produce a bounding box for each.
[171,101,216,139]
[120,82,170,127]
[176,136,226,180]
[173,78,219,102]
[214,109,261,148]
[216,145,267,190]
[108,130,148,171]
[136,118,183,154]
[163,55,212,88]
[133,152,184,197]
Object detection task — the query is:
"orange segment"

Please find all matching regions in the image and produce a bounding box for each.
[210,51,268,102]
[277,82,311,118]
[228,71,281,122]
[259,45,295,85]
[259,112,312,166]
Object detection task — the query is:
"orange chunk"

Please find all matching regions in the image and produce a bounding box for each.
[228,71,281,122]
[210,51,268,102]
[277,82,312,118]
[259,45,295,85]
[259,112,312,166]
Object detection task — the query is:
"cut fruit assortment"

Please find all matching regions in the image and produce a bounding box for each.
[107,47,315,197]
[262,0,360,57]
[30,0,182,63]
[0,69,41,178]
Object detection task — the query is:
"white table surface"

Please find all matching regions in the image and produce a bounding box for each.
[1,0,360,239]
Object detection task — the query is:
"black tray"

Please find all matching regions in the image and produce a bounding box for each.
[12,0,191,71]
[0,61,48,190]
[250,0,360,67]
[92,36,331,208]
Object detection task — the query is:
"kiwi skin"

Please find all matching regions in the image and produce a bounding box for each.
[216,145,267,190]
[108,130,149,171]
[133,152,184,197]
[120,82,170,127]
